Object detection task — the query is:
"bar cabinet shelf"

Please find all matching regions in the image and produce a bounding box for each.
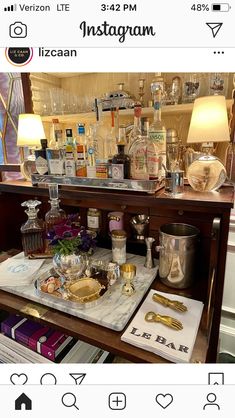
[0,180,233,363]
[40,100,233,124]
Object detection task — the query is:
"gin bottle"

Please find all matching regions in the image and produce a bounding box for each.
[20,200,45,256]
[148,91,166,179]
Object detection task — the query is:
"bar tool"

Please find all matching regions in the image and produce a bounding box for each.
[130,214,149,241]
[145,311,183,330]
[144,237,155,268]
[152,293,188,312]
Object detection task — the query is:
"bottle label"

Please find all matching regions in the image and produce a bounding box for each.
[131,146,148,179]
[149,130,166,145]
[48,159,64,175]
[87,215,99,229]
[111,164,124,180]
[35,156,48,175]
[65,160,76,176]
[147,143,160,178]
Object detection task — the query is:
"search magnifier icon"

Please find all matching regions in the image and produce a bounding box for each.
[61,392,79,410]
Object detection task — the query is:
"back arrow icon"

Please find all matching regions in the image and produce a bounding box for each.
[206,22,223,38]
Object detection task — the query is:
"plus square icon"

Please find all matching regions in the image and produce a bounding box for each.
[108,392,126,410]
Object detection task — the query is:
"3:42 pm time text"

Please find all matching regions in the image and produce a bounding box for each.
[101,4,137,12]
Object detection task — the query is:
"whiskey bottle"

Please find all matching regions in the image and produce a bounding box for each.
[111,127,130,179]
[20,200,45,256]
[148,91,166,179]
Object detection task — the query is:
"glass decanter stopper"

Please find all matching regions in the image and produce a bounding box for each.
[45,183,66,235]
[20,200,45,257]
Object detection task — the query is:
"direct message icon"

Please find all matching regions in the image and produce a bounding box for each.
[155,393,173,409]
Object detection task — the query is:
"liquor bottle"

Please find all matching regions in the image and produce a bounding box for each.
[129,135,149,180]
[49,118,63,149]
[127,102,142,151]
[86,125,96,178]
[105,108,117,159]
[46,120,65,175]
[105,108,117,177]
[148,91,166,179]
[93,99,106,160]
[45,184,66,252]
[20,200,45,256]
[76,123,87,177]
[35,139,48,175]
[65,128,76,176]
[111,127,130,179]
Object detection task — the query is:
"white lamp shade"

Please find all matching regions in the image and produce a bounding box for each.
[187,95,230,144]
[17,114,45,147]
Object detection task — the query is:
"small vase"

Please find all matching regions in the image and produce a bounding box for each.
[53,253,85,281]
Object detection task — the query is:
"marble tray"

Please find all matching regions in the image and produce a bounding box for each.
[1,249,158,331]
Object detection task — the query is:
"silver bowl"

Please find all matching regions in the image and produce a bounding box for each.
[53,253,85,280]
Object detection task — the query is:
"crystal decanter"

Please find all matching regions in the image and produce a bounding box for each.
[20,200,45,257]
[45,183,66,236]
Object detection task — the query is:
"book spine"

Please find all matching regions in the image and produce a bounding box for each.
[1,318,27,339]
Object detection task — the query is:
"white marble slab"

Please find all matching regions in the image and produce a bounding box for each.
[0,249,158,331]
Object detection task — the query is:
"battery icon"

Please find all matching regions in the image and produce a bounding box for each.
[212,3,230,11]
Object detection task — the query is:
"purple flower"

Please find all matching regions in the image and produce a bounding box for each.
[48,213,96,255]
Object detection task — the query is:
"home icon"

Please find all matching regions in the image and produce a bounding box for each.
[15,393,32,410]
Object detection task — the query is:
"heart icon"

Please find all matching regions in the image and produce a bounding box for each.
[155,393,173,409]
[10,373,28,385]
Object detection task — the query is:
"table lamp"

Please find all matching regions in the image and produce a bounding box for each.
[186,95,230,191]
[17,114,46,180]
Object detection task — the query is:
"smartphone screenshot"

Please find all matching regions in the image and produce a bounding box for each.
[0,0,234,416]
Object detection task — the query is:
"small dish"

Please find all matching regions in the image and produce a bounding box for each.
[67,278,105,303]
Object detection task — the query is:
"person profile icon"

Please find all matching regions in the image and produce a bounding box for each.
[203,393,220,410]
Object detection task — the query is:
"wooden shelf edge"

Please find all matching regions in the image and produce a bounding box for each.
[41,99,233,124]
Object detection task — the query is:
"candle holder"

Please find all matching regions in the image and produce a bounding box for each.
[138,78,145,107]
[120,263,136,296]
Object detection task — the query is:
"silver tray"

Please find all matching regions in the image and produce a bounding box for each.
[34,269,111,310]
[31,174,163,194]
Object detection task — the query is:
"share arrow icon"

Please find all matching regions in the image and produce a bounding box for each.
[69,373,86,385]
[206,22,223,38]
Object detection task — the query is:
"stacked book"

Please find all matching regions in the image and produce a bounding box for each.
[121,289,204,363]
[0,313,110,364]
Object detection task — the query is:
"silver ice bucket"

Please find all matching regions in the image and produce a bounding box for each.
[157,223,200,289]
